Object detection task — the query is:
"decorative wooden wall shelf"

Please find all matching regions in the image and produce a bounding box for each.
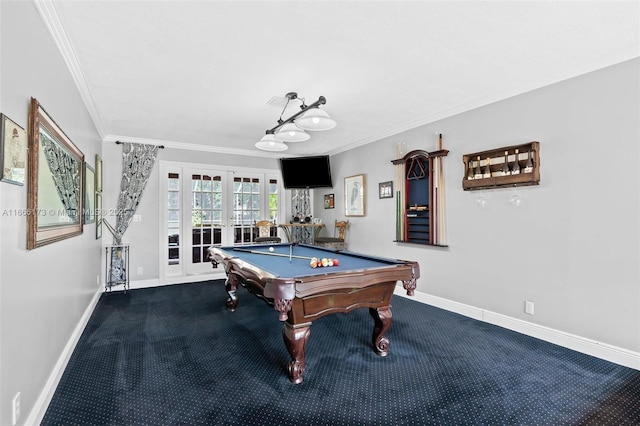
[462,141,540,191]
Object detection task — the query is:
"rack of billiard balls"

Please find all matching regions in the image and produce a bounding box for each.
[309,257,339,268]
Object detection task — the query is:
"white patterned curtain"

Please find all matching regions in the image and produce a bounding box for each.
[112,142,159,243]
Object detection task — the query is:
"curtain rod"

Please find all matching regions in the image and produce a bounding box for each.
[115,140,165,149]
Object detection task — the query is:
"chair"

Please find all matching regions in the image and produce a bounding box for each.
[315,220,349,250]
[254,220,281,243]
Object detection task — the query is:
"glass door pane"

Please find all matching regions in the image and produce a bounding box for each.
[232,176,261,245]
[187,172,226,275]
[167,172,181,266]
[268,179,279,222]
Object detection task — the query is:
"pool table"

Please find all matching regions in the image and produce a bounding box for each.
[208,243,419,384]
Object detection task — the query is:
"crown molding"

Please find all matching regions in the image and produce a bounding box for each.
[33,0,106,138]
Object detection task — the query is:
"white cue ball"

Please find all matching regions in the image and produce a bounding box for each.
[269,247,274,252]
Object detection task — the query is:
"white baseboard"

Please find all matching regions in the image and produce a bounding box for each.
[26,288,103,426]
[395,287,640,371]
[117,271,228,291]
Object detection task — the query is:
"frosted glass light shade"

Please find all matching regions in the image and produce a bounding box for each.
[295,108,337,131]
[274,123,310,142]
[255,134,288,151]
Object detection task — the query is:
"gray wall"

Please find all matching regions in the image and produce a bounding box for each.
[315,59,640,353]
[0,2,102,425]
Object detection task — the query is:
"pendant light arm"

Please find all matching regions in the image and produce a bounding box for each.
[265,96,327,135]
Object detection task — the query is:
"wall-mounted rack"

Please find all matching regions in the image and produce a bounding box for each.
[462,141,540,191]
[392,148,449,246]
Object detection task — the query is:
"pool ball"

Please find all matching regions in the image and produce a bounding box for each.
[269,247,274,252]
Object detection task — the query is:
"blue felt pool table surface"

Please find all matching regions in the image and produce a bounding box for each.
[219,243,407,278]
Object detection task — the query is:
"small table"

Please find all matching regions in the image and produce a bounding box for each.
[279,223,325,244]
[208,243,419,384]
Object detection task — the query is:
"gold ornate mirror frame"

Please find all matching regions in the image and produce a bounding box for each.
[27,98,84,249]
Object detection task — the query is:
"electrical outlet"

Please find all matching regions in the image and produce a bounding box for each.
[137,266,143,275]
[12,392,21,425]
[525,300,535,315]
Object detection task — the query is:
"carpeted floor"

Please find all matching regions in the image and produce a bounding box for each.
[42,280,640,425]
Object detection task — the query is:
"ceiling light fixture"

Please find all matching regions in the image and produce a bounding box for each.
[275,122,310,143]
[296,107,337,131]
[255,134,288,151]
[255,92,336,151]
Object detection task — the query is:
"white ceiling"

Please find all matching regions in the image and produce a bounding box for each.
[38,1,639,158]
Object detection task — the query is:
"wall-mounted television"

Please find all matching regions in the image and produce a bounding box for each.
[279,155,333,189]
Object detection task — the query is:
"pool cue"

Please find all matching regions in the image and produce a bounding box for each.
[433,145,439,245]
[438,134,447,245]
[232,248,314,261]
[400,165,405,240]
[434,187,438,245]
[395,191,401,241]
[440,158,446,244]
[435,133,441,245]
[395,145,405,241]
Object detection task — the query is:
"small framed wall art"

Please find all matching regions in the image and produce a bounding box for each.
[345,174,366,216]
[324,193,334,209]
[1,113,27,185]
[84,162,95,224]
[379,181,393,199]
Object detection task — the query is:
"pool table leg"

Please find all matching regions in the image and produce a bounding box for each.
[283,322,311,384]
[369,306,392,356]
[402,277,417,296]
[224,274,239,311]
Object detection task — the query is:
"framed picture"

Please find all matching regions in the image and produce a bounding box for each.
[26,98,84,249]
[95,193,102,239]
[95,154,103,239]
[84,162,95,224]
[95,154,103,192]
[1,114,27,185]
[379,181,393,199]
[324,193,334,209]
[345,174,366,216]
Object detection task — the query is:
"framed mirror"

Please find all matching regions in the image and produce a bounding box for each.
[27,98,84,249]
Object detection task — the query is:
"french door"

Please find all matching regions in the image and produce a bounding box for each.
[161,162,283,279]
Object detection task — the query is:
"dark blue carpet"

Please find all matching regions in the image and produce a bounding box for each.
[42,280,640,425]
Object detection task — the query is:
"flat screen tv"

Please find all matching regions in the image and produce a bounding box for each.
[279,155,333,189]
